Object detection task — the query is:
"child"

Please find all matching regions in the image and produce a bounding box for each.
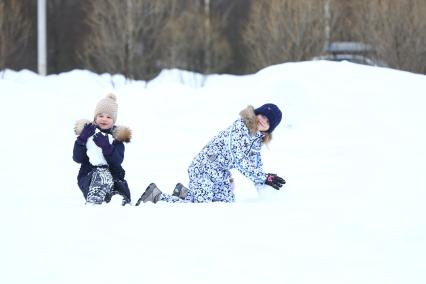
[73,93,132,205]
[136,103,285,205]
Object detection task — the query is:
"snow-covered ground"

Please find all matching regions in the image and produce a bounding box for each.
[0,61,425,284]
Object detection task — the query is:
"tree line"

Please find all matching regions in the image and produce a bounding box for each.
[1,0,425,80]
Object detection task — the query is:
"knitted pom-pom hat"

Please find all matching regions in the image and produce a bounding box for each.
[94,93,118,123]
[254,103,282,133]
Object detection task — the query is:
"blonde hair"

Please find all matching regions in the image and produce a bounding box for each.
[262,132,272,144]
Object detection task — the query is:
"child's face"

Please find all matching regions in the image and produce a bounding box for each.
[95,113,113,129]
[256,114,270,132]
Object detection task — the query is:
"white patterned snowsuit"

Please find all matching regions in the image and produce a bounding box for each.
[160,118,267,203]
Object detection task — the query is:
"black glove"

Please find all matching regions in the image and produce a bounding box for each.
[265,173,286,190]
[77,123,96,144]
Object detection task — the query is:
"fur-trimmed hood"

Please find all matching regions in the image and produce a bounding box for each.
[239,105,258,135]
[74,119,132,143]
[239,105,272,143]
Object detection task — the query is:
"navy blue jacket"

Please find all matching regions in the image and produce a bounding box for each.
[73,120,132,201]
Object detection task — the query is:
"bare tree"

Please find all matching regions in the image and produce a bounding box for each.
[357,0,426,73]
[46,0,86,73]
[155,0,231,74]
[327,0,366,42]
[243,0,326,72]
[214,0,252,74]
[79,0,170,80]
[243,0,426,74]
[0,0,31,70]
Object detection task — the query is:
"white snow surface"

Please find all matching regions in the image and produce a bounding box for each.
[0,61,425,284]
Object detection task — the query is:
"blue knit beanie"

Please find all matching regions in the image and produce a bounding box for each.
[254,103,282,133]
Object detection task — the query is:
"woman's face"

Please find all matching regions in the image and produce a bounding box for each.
[95,113,113,129]
[256,114,270,132]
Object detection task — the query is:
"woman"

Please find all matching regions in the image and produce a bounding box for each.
[136,103,285,204]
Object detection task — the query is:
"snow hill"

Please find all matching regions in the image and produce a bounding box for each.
[0,61,425,284]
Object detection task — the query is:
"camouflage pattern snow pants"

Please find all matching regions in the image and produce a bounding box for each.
[86,167,114,205]
[159,167,235,203]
